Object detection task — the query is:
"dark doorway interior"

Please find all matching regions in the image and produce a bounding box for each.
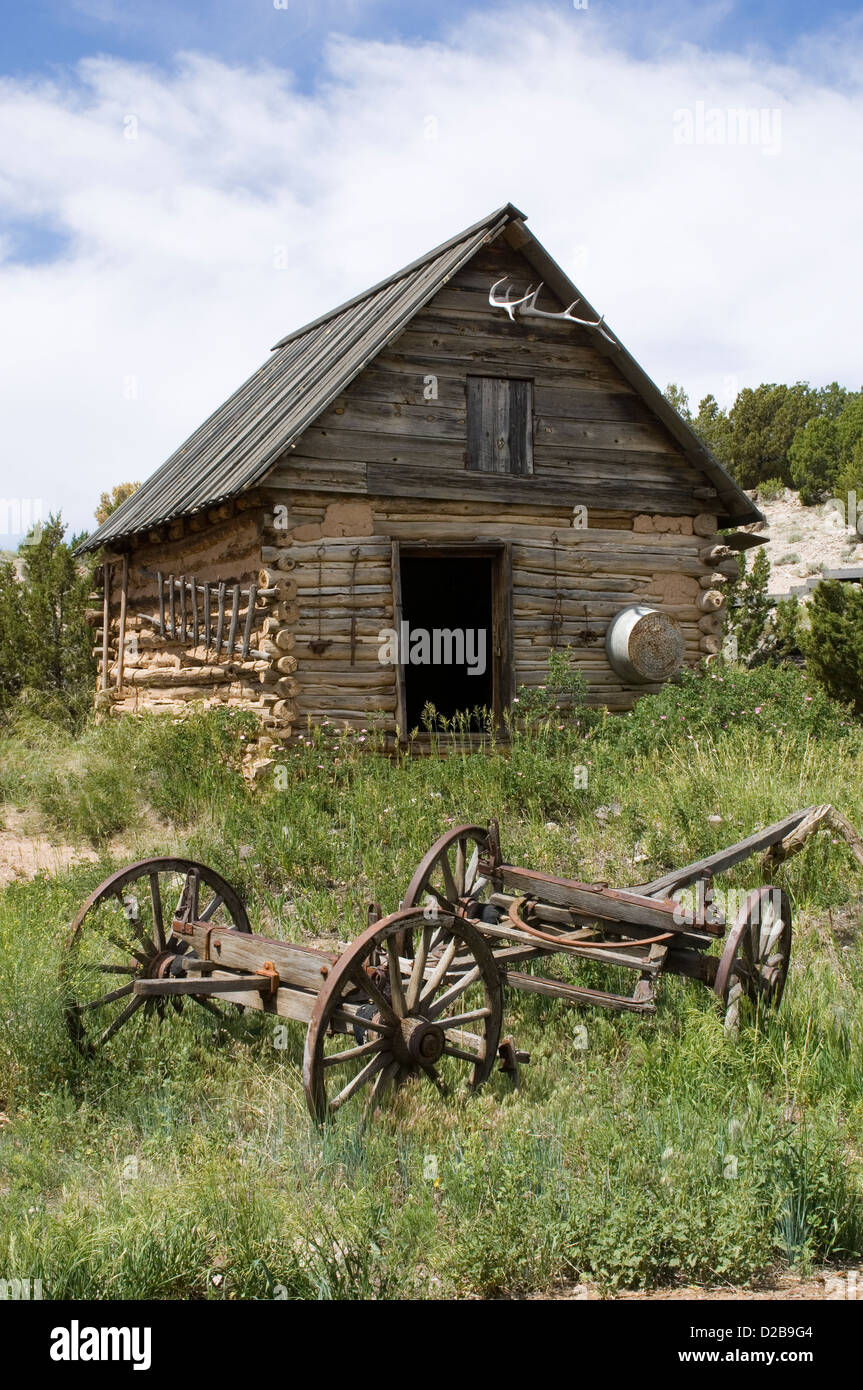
[400,555,494,729]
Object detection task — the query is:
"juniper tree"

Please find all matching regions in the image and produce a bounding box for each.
[15,515,95,725]
[804,579,863,716]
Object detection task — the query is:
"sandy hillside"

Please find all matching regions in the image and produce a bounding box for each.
[747,489,863,597]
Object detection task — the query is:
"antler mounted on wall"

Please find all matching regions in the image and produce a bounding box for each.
[488,279,617,345]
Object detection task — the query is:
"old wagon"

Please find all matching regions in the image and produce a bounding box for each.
[63,804,860,1124]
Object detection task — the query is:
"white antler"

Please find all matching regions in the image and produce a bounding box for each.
[487,279,541,320]
[488,278,616,345]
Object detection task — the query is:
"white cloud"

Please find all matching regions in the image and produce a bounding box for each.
[1,5,862,538]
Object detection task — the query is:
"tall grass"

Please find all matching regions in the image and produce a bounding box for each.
[1,665,862,1296]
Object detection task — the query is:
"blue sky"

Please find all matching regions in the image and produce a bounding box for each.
[4,1,863,86]
[1,1,862,540]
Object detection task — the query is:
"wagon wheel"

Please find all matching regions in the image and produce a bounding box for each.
[64,857,251,1053]
[304,906,502,1125]
[402,824,495,922]
[714,886,792,1032]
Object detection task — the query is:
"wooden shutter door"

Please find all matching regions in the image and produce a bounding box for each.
[467,378,533,475]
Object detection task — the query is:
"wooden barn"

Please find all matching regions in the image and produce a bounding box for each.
[78,203,763,763]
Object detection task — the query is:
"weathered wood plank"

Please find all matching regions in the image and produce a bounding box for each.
[366,464,699,513]
[504,971,655,1014]
[630,808,814,897]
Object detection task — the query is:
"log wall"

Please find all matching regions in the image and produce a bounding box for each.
[89,504,298,768]
[91,492,732,752]
[257,492,732,730]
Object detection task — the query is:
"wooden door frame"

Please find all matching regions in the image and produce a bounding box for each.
[391,539,514,737]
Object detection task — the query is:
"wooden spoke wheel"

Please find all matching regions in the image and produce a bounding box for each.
[303,906,503,1125]
[64,858,251,1052]
[402,824,495,920]
[714,886,792,1031]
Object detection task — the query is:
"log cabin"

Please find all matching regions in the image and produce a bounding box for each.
[77,203,764,764]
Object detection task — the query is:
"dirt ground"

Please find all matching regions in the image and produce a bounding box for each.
[0,806,148,885]
[0,807,103,884]
[524,1268,863,1300]
[756,490,862,597]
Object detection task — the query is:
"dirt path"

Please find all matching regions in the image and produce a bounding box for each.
[0,806,150,884]
[526,1267,862,1300]
[0,807,103,883]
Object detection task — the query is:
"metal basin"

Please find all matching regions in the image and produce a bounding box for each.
[606,604,685,685]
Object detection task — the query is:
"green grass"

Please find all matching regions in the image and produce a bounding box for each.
[1,666,862,1298]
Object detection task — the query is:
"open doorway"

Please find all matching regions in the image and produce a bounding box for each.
[399,553,494,730]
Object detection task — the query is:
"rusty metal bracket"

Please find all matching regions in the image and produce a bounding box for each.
[259,960,280,997]
[171,920,225,962]
[497,1036,530,1087]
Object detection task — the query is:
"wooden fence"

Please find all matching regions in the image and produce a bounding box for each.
[155,572,260,658]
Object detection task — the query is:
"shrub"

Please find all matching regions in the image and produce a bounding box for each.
[790,414,844,503]
[727,548,771,661]
[0,516,95,730]
[765,596,805,665]
[757,477,786,502]
[510,648,595,742]
[790,395,863,504]
[728,383,820,490]
[604,662,854,756]
[804,579,863,715]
